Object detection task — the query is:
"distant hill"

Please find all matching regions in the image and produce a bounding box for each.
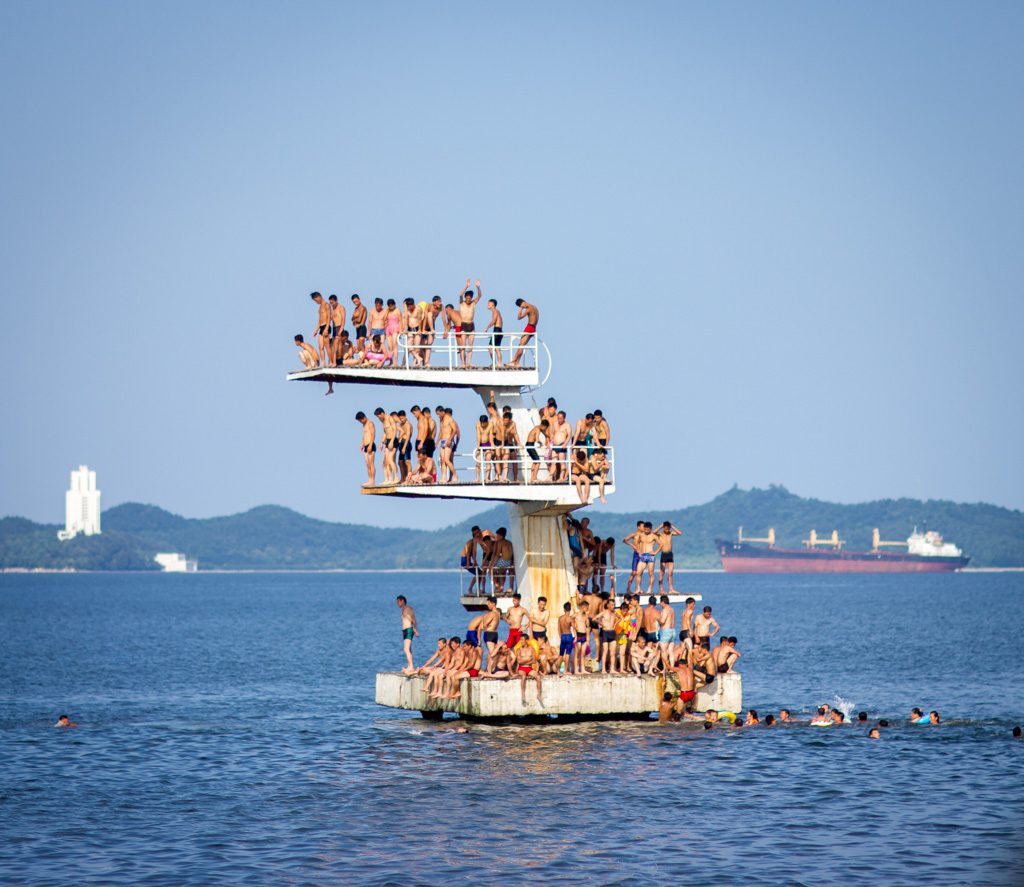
[2,486,1022,570]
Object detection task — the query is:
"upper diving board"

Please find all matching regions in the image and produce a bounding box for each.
[287,364,539,390]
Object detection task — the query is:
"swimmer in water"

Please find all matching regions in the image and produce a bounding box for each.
[778,709,796,723]
[55,714,78,728]
[810,706,832,727]
[910,707,930,725]
[1013,726,1022,738]
[857,712,868,724]
[658,692,677,723]
[929,710,941,725]
[878,719,890,728]
[764,714,776,726]
[869,728,881,740]
[744,710,760,726]
[830,710,845,725]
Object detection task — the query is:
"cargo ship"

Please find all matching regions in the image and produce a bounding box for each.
[716,527,970,573]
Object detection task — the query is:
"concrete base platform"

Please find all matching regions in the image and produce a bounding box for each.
[375,671,742,720]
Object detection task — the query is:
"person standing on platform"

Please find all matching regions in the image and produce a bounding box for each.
[457,279,481,367]
[310,292,330,367]
[509,298,539,368]
[694,606,720,649]
[397,410,413,482]
[635,522,660,592]
[374,408,398,485]
[529,596,550,645]
[356,412,376,486]
[350,294,368,355]
[655,521,683,594]
[491,528,514,596]
[484,297,504,368]
[396,595,418,673]
[368,298,387,343]
[328,295,346,367]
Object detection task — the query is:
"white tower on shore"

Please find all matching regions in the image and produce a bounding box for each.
[57,465,101,541]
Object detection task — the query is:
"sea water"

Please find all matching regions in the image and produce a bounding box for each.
[1,571,1022,885]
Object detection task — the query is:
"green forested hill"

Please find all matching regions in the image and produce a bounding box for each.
[2,486,1021,570]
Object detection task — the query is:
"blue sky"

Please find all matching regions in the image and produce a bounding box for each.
[2,1,1022,529]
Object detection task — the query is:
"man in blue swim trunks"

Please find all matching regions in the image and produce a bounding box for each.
[397,595,418,673]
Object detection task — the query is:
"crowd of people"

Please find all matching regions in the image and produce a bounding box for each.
[294,283,540,374]
[398,595,957,733]
[351,396,613,502]
[397,588,737,707]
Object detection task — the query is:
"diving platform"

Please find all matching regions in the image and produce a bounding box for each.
[361,480,615,507]
[375,671,742,720]
[287,364,539,390]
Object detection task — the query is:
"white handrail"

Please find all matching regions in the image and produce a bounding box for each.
[389,330,541,371]
[436,444,614,488]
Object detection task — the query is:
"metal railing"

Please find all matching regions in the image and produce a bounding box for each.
[459,560,518,599]
[408,444,615,490]
[388,329,539,370]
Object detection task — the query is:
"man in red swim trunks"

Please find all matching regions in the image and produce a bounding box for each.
[504,592,527,650]
[515,637,543,705]
[509,298,539,367]
[671,657,697,715]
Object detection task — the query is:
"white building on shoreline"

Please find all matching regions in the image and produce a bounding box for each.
[57,465,101,541]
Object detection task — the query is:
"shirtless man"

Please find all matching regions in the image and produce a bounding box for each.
[485,641,512,677]
[328,295,346,366]
[294,334,319,369]
[515,639,543,705]
[424,637,459,697]
[589,448,611,503]
[598,599,618,673]
[592,409,611,447]
[474,414,494,483]
[422,295,443,366]
[482,297,504,368]
[311,292,330,367]
[460,526,484,595]
[367,297,387,345]
[671,657,697,715]
[529,596,550,644]
[623,521,645,594]
[396,595,418,673]
[693,606,720,649]
[55,714,79,728]
[631,635,660,675]
[655,521,683,594]
[634,522,660,593]
[440,639,474,699]
[406,451,436,485]
[657,595,676,671]
[355,412,376,485]
[411,405,436,460]
[678,597,697,657]
[557,603,575,674]
[641,596,660,644]
[524,419,549,484]
[374,408,398,485]
[659,692,678,723]
[504,592,528,650]
[396,410,413,482]
[417,637,448,679]
[457,279,481,367]
[490,527,514,596]
[436,408,458,484]
[572,602,590,674]
[509,298,539,368]
[480,597,502,669]
[576,556,596,597]
[498,412,521,483]
[713,636,742,673]
[403,298,426,367]
[549,411,571,483]
[350,294,368,354]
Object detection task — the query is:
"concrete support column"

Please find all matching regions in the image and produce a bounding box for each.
[506,503,576,616]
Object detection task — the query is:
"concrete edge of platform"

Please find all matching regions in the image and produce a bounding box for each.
[374,670,742,720]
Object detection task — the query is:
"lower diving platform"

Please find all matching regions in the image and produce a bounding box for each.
[287,364,539,389]
[376,671,741,720]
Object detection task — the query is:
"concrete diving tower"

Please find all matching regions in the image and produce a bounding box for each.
[289,332,602,617]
